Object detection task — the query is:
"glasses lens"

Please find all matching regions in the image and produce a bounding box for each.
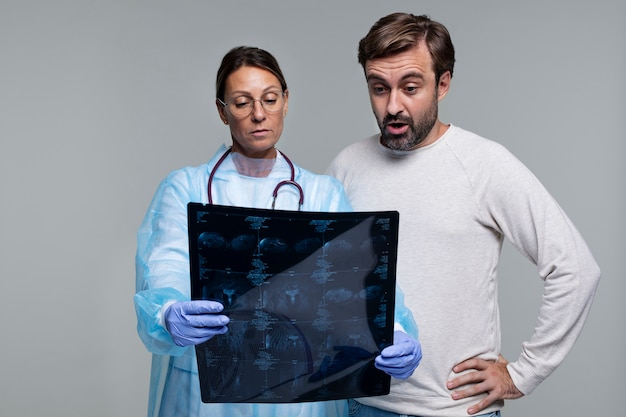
[227,92,284,118]
[260,91,283,112]
[230,97,253,118]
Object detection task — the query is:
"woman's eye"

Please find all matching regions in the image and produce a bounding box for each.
[233,99,251,108]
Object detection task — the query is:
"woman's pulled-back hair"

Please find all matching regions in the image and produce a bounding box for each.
[215,46,288,101]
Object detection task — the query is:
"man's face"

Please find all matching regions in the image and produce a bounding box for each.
[365,42,450,150]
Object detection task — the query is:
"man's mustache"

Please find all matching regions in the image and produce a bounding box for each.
[383,114,412,125]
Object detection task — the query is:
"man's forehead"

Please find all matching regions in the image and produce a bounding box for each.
[364,44,434,80]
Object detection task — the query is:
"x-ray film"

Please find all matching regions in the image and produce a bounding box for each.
[187,203,399,403]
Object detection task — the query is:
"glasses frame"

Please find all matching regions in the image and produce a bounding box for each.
[218,90,286,119]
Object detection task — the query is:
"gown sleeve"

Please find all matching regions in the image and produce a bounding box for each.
[134,172,195,356]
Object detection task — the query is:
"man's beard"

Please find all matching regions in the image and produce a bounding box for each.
[378,94,438,151]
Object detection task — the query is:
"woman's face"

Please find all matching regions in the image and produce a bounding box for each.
[216,66,289,158]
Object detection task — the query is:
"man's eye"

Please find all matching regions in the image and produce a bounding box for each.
[370,86,388,95]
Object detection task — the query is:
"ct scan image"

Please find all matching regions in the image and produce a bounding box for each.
[187,203,399,403]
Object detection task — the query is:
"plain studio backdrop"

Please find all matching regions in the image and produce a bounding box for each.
[0,1,623,416]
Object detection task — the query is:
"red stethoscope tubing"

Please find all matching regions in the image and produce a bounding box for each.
[207,147,304,210]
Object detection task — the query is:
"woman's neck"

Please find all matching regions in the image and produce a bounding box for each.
[231,151,276,177]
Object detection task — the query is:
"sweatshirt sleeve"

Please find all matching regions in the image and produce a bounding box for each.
[474,143,601,395]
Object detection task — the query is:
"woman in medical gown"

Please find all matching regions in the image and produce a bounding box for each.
[134,46,419,417]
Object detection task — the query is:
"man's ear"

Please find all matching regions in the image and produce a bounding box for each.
[437,71,451,102]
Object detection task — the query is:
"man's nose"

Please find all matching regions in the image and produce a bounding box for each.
[386,89,404,116]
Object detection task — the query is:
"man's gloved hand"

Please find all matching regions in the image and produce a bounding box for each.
[164,300,230,347]
[375,330,422,379]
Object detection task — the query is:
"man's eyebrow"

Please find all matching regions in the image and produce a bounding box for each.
[365,74,386,83]
[400,72,425,81]
[366,72,425,83]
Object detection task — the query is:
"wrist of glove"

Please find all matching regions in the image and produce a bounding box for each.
[164,300,229,347]
[375,330,422,379]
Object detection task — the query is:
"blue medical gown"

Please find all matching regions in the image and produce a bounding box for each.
[134,145,418,417]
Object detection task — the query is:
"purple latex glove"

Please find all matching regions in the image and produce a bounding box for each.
[375,330,422,379]
[164,300,229,347]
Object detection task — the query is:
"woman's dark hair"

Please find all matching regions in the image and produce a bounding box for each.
[215,46,288,101]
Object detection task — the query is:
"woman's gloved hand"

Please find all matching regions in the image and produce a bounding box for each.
[375,330,422,379]
[164,300,230,347]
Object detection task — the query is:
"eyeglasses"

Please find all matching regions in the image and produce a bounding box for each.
[218,91,286,118]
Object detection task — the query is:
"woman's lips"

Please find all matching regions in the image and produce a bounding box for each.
[251,129,270,137]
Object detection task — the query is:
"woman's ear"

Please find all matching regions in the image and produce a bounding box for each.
[216,99,229,124]
[282,89,289,117]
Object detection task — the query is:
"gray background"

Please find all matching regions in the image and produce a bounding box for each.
[0,1,623,416]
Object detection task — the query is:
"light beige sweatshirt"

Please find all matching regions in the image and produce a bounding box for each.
[327,125,600,416]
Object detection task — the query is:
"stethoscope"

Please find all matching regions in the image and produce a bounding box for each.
[207,147,304,210]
